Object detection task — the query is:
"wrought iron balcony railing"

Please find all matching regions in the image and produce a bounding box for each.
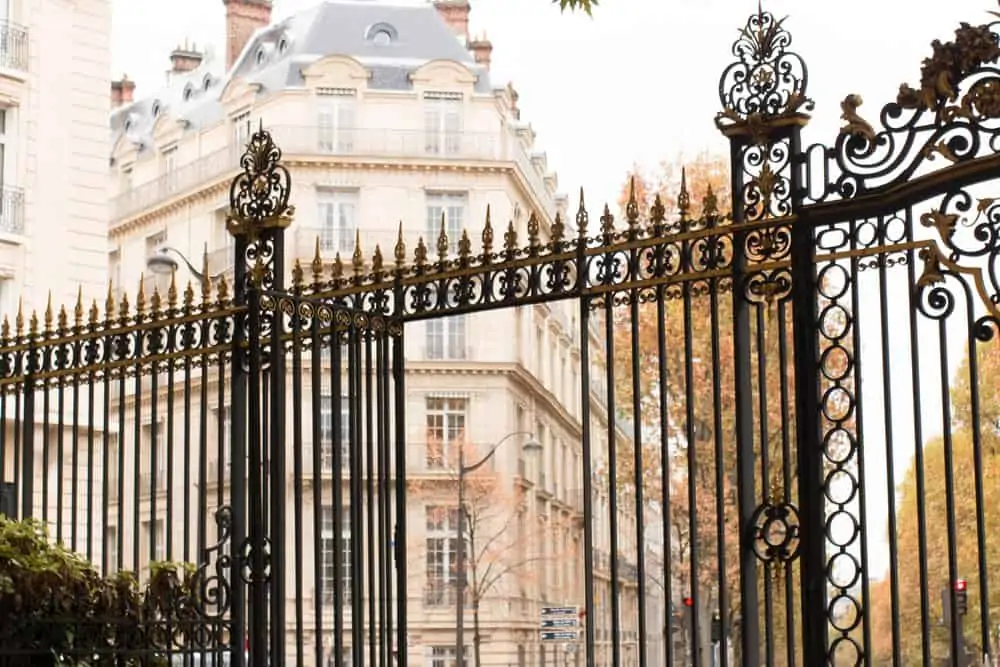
[0,21,28,73]
[0,185,24,235]
[111,126,557,222]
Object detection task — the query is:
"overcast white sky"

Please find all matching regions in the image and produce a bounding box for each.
[111,0,997,580]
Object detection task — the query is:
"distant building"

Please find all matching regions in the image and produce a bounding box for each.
[105,1,652,665]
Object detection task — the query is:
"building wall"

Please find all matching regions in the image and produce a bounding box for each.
[6,0,111,317]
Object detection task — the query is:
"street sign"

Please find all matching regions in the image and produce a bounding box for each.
[540,606,578,617]
[541,631,578,642]
[541,618,578,629]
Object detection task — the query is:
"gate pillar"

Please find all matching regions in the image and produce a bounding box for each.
[227,122,294,667]
[717,8,825,666]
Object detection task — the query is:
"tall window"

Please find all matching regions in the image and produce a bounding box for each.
[428,646,466,667]
[215,406,231,478]
[161,145,178,192]
[317,89,356,153]
[425,396,466,468]
[0,108,8,188]
[425,506,460,606]
[120,164,133,191]
[317,189,358,254]
[425,192,466,255]
[104,525,118,573]
[141,421,167,493]
[319,394,351,471]
[232,110,251,148]
[141,519,166,563]
[320,505,351,604]
[145,230,166,256]
[426,316,467,360]
[424,93,462,155]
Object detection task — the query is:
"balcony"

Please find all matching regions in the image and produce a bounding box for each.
[111,126,557,223]
[0,185,24,235]
[0,21,28,74]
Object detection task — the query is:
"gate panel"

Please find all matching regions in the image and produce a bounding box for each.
[0,280,244,665]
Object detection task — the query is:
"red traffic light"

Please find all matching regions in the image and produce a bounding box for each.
[955,579,968,592]
[683,596,694,608]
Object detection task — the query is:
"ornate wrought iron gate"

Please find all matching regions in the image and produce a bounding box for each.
[5,5,1000,667]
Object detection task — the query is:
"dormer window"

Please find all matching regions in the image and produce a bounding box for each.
[365,22,397,46]
[255,46,268,66]
[203,74,213,91]
[277,35,290,54]
[182,84,194,101]
[151,101,161,118]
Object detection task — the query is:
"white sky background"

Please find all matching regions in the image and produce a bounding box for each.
[111,0,998,581]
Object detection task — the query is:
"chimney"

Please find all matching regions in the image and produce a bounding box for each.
[223,0,272,71]
[170,41,204,74]
[110,75,136,109]
[434,0,470,42]
[468,33,492,70]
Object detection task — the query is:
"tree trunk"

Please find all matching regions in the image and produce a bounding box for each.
[473,598,483,667]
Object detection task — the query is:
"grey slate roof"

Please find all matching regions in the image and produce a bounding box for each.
[110,0,494,158]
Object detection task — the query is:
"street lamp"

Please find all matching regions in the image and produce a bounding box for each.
[455,430,541,667]
[145,243,225,284]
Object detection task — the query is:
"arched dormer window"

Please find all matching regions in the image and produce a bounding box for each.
[150,101,162,118]
[182,84,194,101]
[202,74,213,91]
[364,22,398,46]
[277,33,292,54]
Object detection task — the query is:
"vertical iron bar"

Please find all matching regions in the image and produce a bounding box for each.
[116,346,126,574]
[378,331,392,667]
[72,367,80,553]
[151,327,160,568]
[754,304,773,666]
[776,299,795,667]
[132,335,142,572]
[937,314,962,666]
[86,351,96,563]
[183,327,192,564]
[349,323,365,667]
[710,279,730,667]
[166,324,176,560]
[656,285,674,667]
[579,298,597,667]
[604,295,622,667]
[683,282,701,667]
[41,372,49,528]
[729,138,761,667]
[270,289,289,667]
[392,322,408,666]
[102,331,111,574]
[850,218,874,667]
[332,320,346,667]
[55,376,63,543]
[291,295,304,667]
[790,203,827,667]
[365,333,377,667]
[247,286,266,667]
[310,310,324,667]
[629,286,647,667]
[965,294,992,658]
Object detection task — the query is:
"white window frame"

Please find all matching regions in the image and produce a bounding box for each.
[319,394,351,472]
[427,646,467,667]
[425,396,467,468]
[320,505,351,604]
[423,92,463,156]
[425,507,461,607]
[316,189,358,255]
[426,316,467,360]
[142,518,166,563]
[161,144,178,183]
[425,192,466,255]
[145,230,167,255]
[317,89,356,153]
[232,110,251,149]
[0,108,11,190]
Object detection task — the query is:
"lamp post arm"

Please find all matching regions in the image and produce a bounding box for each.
[160,246,207,282]
[460,430,535,475]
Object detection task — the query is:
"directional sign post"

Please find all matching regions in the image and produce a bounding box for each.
[540,606,580,643]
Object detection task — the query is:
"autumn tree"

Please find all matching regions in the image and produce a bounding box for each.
[604,151,854,666]
[876,335,1000,663]
[413,434,576,666]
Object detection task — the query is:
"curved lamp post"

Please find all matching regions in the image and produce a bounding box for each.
[145,242,225,284]
[456,430,542,666]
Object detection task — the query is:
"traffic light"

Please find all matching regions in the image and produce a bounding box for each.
[955,579,968,616]
[711,612,722,644]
